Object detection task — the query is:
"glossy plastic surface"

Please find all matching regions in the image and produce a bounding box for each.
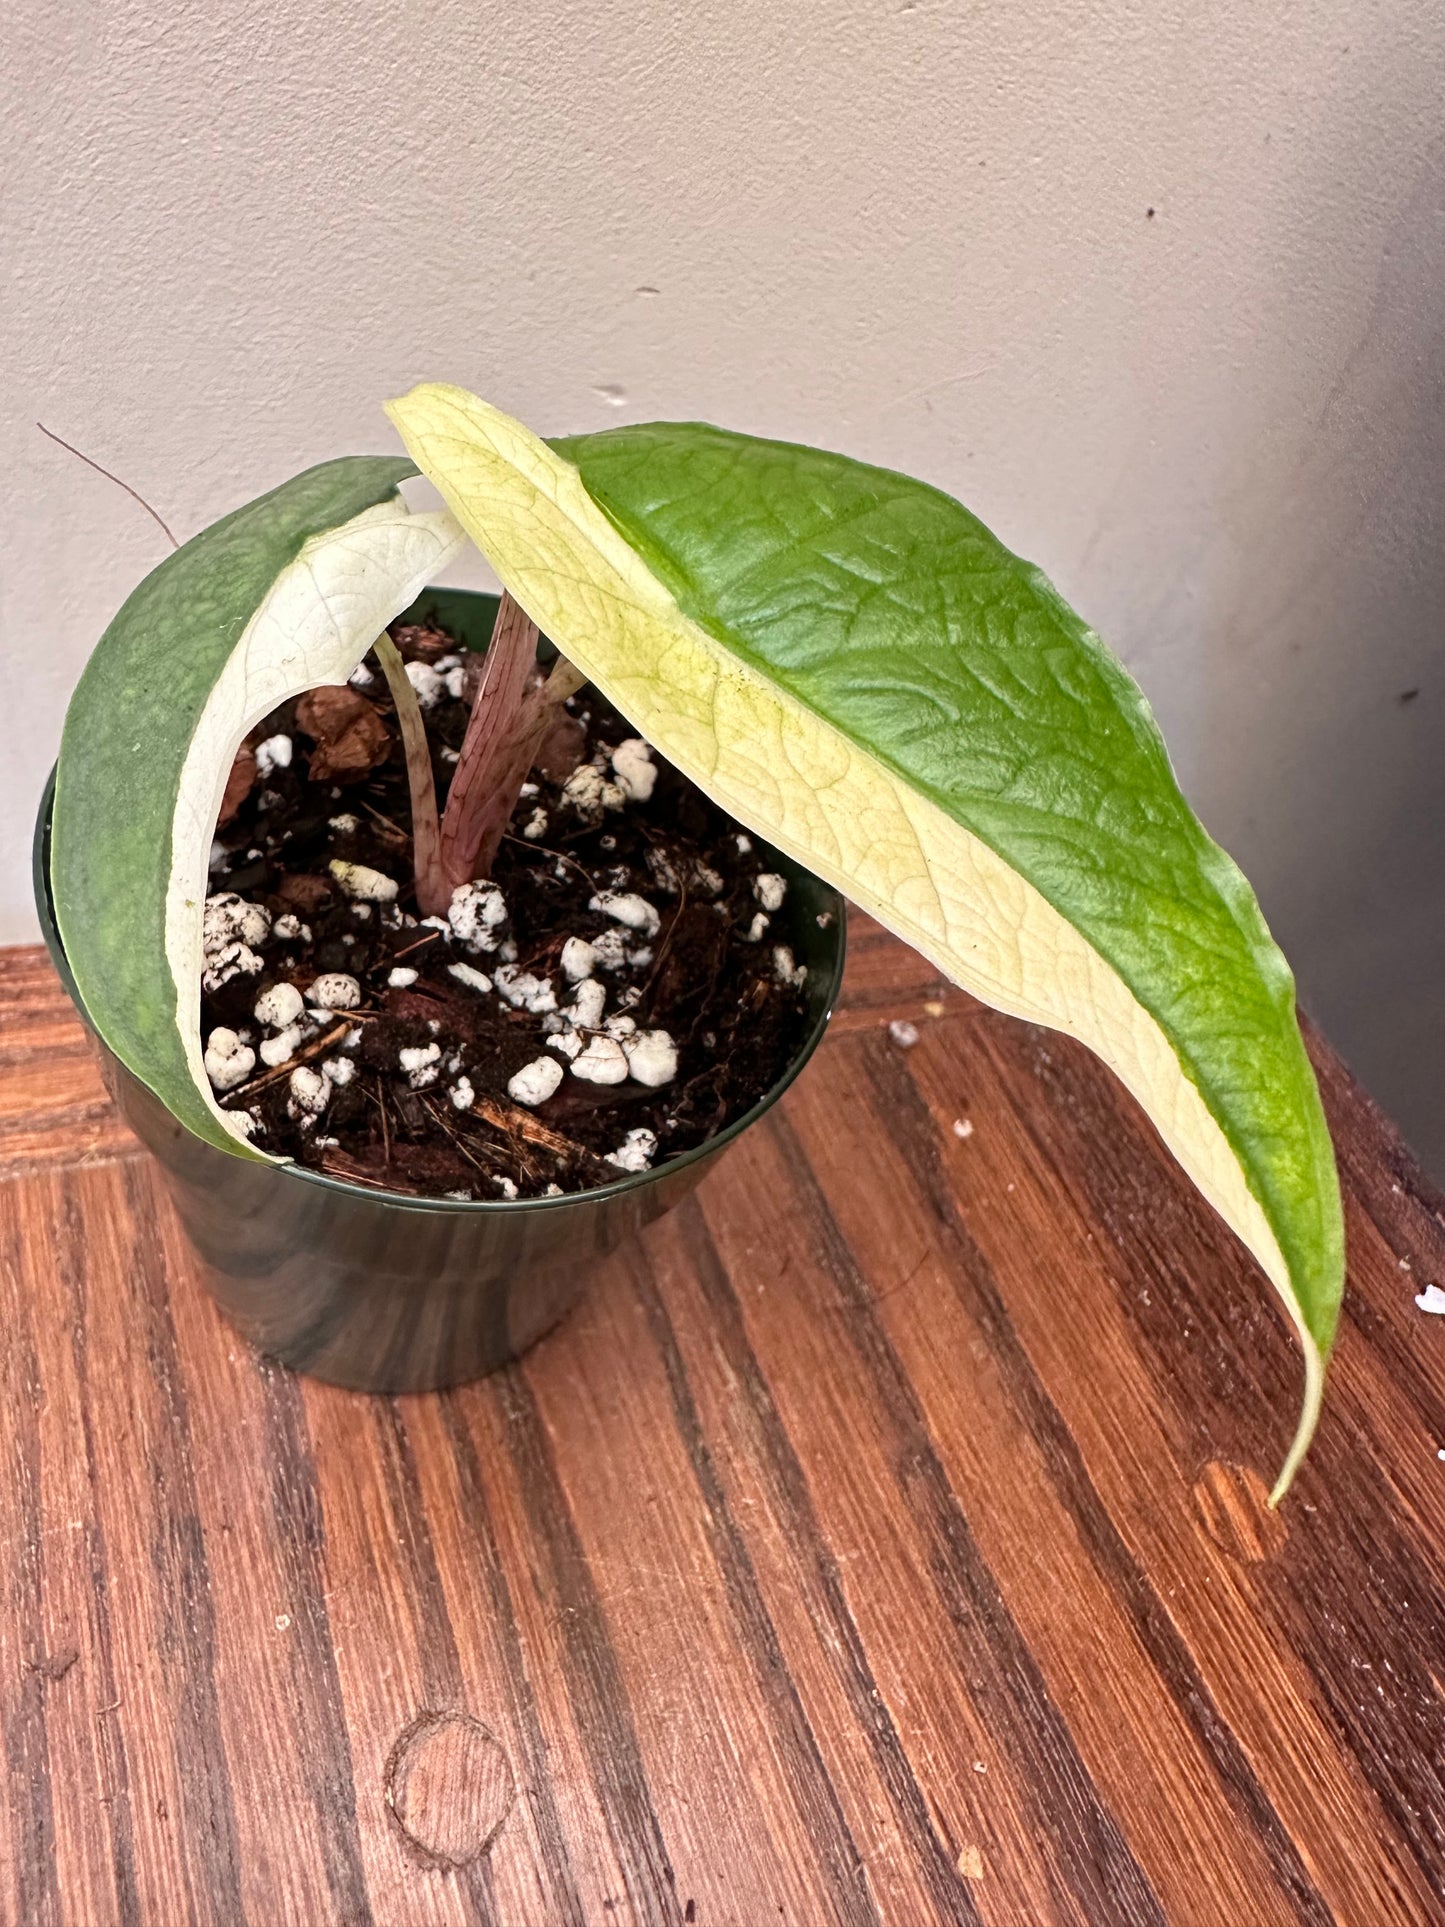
[34,590,846,1390]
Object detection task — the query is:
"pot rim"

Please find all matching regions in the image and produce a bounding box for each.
[35,767,847,1218]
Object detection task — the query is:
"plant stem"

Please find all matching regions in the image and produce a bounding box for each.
[373,632,448,915]
[438,593,585,890]
[375,595,587,913]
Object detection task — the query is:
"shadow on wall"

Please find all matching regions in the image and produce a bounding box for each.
[1196,130,1445,1180]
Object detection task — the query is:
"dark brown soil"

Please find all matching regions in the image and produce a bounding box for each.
[202,620,819,1199]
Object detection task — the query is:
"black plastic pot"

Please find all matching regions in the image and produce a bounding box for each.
[36,589,846,1393]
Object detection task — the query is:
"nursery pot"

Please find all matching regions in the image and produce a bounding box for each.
[35,589,847,1393]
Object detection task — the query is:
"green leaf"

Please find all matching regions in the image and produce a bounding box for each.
[52,457,463,1159]
[386,383,1343,1497]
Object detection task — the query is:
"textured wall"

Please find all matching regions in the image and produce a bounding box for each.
[7,0,1445,1165]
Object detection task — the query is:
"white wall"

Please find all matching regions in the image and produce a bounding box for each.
[7,0,1445,1167]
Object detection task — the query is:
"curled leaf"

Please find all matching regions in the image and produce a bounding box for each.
[52,457,463,1158]
[385,382,1344,1495]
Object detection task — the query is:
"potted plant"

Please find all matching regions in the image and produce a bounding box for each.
[38,383,1341,1501]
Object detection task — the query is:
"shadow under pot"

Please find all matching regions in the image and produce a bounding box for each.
[35,589,846,1393]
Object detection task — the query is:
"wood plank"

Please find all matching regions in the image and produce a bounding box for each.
[2,932,1445,1925]
[0,949,136,1175]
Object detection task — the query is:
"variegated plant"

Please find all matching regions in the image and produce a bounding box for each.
[51,387,1343,1496]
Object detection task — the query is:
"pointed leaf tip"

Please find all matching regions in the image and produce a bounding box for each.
[385,384,1345,1490]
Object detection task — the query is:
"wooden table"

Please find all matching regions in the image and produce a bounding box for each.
[3,916,1444,1927]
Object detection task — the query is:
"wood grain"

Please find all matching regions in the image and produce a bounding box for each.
[3,917,1445,1926]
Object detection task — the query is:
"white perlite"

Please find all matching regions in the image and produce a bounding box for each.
[287,1066,331,1117]
[610,738,657,802]
[570,1036,629,1085]
[952,1117,974,1140]
[405,660,446,709]
[205,893,272,953]
[645,847,680,893]
[329,859,398,903]
[569,978,607,1031]
[204,1027,255,1092]
[387,966,419,988]
[495,1176,519,1200]
[399,1043,441,1088]
[773,946,808,988]
[253,982,305,1031]
[328,812,359,834]
[522,807,549,840]
[272,913,308,943]
[1415,1285,1445,1315]
[588,891,661,939]
[437,655,467,700]
[323,1056,357,1087]
[561,760,626,819]
[605,1127,658,1173]
[622,1029,678,1087]
[590,928,629,972]
[546,1026,584,1060]
[203,942,265,994]
[258,1024,303,1069]
[254,733,293,777]
[561,936,597,982]
[347,660,375,688]
[888,1018,920,1049]
[450,1075,475,1111]
[494,965,557,1014]
[448,880,508,953]
[743,912,770,943]
[447,961,493,995]
[309,972,361,1010]
[754,873,787,912]
[508,1056,565,1107]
